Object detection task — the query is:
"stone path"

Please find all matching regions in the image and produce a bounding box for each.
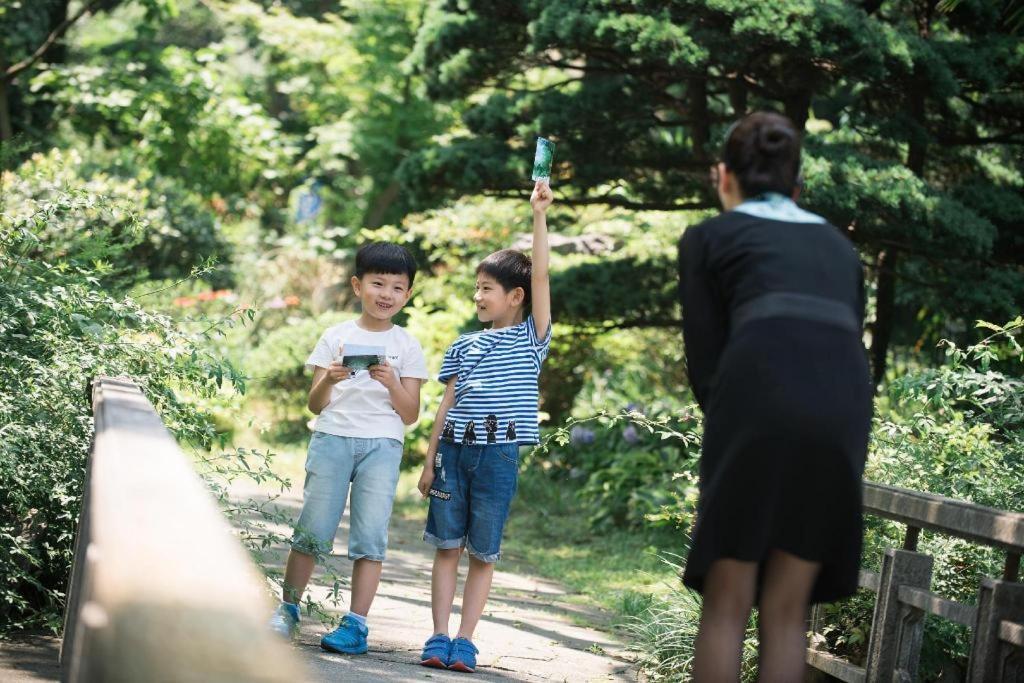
[245,480,639,682]
[0,481,639,682]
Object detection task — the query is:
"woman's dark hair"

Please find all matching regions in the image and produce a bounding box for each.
[722,112,802,198]
[355,242,418,286]
[477,249,532,306]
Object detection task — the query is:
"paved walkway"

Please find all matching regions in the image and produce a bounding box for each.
[247,480,639,682]
[0,481,638,682]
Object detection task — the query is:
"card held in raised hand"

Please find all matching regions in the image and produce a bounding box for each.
[531,137,555,183]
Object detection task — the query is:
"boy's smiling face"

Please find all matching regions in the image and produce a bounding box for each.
[351,271,412,322]
[474,273,524,325]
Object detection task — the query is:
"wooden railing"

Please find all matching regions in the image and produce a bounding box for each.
[807,482,1024,682]
[60,377,300,682]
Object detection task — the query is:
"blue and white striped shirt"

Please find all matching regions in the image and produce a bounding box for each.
[438,315,552,445]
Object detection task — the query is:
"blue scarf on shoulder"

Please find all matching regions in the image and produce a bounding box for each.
[732,192,825,224]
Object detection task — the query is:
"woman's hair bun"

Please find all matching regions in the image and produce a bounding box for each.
[721,112,802,197]
[757,125,794,156]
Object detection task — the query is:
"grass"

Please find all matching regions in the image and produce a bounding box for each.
[497,466,684,627]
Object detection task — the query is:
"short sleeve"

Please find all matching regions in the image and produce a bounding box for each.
[437,339,464,383]
[305,329,337,372]
[401,335,430,379]
[527,314,553,364]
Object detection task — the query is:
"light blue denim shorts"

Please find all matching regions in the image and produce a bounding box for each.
[291,432,403,562]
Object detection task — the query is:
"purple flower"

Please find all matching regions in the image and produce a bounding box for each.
[622,424,640,445]
[570,425,596,446]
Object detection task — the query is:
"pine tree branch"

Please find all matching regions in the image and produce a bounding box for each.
[3,0,104,83]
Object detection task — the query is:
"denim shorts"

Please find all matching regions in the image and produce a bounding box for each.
[291,432,403,562]
[423,439,520,563]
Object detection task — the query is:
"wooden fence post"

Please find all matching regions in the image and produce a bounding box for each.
[864,548,933,683]
[967,578,1024,682]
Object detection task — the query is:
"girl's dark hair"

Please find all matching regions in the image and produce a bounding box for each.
[355,242,418,286]
[477,249,532,306]
[722,112,802,198]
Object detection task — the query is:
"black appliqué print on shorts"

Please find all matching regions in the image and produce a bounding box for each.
[505,420,517,442]
[485,414,498,444]
[442,419,456,441]
[428,488,451,501]
[463,420,477,445]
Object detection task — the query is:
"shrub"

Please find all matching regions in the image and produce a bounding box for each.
[0,175,246,633]
[3,147,232,286]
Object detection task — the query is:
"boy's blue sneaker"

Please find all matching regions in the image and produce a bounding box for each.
[268,602,300,639]
[321,616,369,655]
[419,633,451,669]
[448,637,478,673]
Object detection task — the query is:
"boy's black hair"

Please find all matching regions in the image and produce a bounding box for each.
[722,111,802,198]
[477,249,532,306]
[355,242,418,286]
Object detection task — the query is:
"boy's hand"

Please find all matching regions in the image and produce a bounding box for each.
[530,180,553,214]
[325,360,354,384]
[368,361,398,389]
[417,465,435,499]
[325,344,353,383]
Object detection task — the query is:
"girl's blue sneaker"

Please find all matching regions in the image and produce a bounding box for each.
[320,616,369,655]
[419,633,451,669]
[448,637,478,673]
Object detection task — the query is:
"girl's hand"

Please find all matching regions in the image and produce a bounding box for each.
[369,361,398,389]
[530,180,553,214]
[417,465,435,498]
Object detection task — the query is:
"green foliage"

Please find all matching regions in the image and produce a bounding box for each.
[407,0,1024,350]
[0,180,246,633]
[31,43,296,201]
[4,147,231,285]
[538,407,701,531]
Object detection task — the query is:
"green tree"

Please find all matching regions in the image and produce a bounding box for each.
[405,0,1024,383]
[0,0,178,144]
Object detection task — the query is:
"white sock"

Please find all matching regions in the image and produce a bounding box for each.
[346,611,367,627]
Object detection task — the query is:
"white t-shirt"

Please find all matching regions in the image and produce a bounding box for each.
[305,320,430,442]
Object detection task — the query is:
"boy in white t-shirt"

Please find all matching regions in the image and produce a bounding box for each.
[269,243,430,656]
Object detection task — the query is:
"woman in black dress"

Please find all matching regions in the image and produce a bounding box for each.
[678,112,872,681]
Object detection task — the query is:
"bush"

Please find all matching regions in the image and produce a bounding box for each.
[540,408,702,531]
[0,177,245,633]
[3,147,232,286]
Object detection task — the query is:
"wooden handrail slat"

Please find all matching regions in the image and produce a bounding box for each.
[863,482,1024,553]
[1000,619,1024,647]
[897,585,977,628]
[62,377,300,681]
[806,649,866,683]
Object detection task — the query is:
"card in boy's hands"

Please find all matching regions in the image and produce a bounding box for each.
[531,137,555,183]
[340,344,386,373]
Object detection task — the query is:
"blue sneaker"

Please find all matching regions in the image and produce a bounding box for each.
[419,633,451,669]
[320,616,369,655]
[268,602,300,639]
[448,637,478,673]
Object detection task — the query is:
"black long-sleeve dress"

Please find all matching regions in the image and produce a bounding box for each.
[677,203,872,604]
